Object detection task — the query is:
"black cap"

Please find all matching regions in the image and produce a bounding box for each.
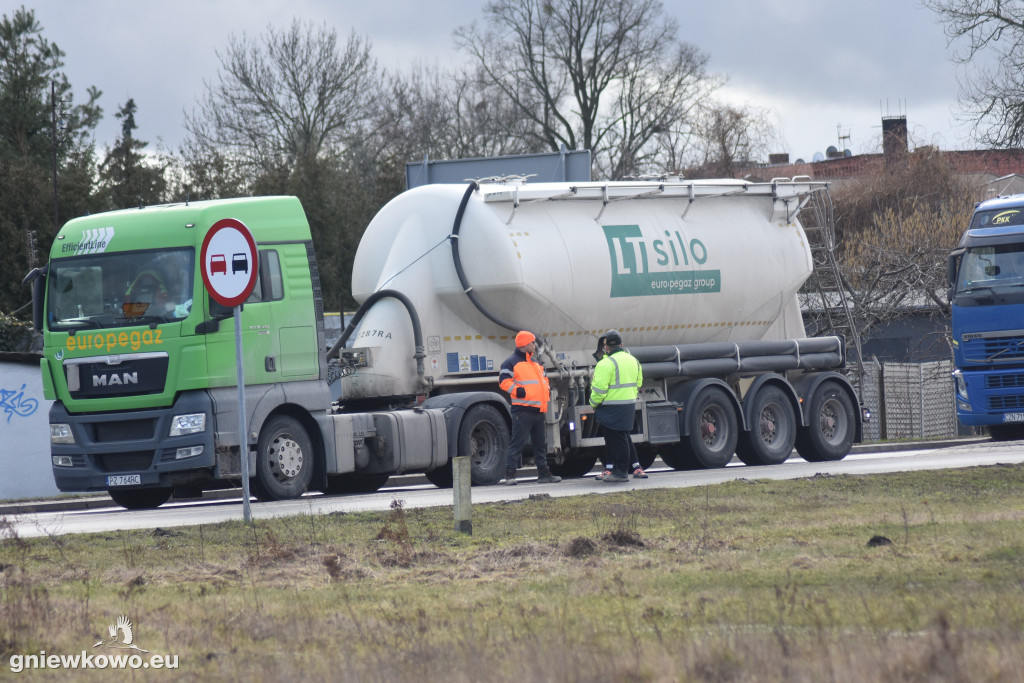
[604,329,622,346]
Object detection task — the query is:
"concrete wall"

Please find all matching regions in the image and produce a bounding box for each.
[0,353,60,501]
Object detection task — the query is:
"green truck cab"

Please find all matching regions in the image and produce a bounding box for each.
[27,196,338,508]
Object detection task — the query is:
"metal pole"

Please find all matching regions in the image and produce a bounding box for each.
[235,305,252,522]
[50,80,59,232]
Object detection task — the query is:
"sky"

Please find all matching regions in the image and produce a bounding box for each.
[15,0,977,165]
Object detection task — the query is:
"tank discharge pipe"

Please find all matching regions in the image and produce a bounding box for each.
[327,289,427,388]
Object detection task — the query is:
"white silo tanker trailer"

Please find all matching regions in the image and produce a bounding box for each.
[328,178,861,486]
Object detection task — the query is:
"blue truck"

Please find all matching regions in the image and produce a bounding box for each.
[949,193,1024,439]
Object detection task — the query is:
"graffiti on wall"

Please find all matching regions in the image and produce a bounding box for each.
[1,383,39,423]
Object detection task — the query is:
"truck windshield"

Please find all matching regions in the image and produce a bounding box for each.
[47,248,195,331]
[955,243,1024,297]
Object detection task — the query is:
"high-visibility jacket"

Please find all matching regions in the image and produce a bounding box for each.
[590,348,642,429]
[499,349,550,413]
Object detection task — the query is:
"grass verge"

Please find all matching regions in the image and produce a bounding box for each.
[2,464,1024,681]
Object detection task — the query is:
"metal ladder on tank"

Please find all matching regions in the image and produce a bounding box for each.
[799,184,866,400]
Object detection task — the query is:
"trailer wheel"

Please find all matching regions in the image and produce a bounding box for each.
[458,404,509,485]
[635,445,658,470]
[252,415,314,501]
[736,386,796,466]
[549,449,598,478]
[666,386,738,469]
[795,381,855,462]
[325,472,391,494]
[108,487,172,510]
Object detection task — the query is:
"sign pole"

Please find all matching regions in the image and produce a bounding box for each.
[235,305,251,523]
[200,218,260,525]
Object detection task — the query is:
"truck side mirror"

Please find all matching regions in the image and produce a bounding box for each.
[947,248,964,300]
[22,265,47,332]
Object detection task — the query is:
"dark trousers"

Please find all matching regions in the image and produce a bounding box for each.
[507,411,548,472]
[602,427,634,475]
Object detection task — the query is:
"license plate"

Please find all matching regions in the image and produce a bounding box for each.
[1003,413,1024,423]
[106,474,141,487]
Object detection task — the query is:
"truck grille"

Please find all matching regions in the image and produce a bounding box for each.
[986,373,1024,389]
[67,355,169,399]
[94,419,155,442]
[963,334,1024,363]
[989,394,1024,411]
[95,451,154,472]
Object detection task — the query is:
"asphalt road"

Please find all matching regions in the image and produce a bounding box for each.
[4,437,1019,539]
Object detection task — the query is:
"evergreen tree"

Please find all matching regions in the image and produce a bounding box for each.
[98,99,167,210]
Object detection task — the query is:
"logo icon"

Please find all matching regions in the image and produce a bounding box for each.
[93,615,148,653]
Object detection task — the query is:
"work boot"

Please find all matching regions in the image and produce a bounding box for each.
[504,470,517,486]
[536,469,562,484]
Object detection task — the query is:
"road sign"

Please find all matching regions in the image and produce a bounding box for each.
[200,218,259,307]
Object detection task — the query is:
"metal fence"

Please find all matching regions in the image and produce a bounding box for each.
[858,360,957,441]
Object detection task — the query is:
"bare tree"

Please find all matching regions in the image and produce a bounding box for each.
[183,20,378,182]
[924,0,1024,147]
[831,148,980,355]
[683,103,779,178]
[455,0,719,179]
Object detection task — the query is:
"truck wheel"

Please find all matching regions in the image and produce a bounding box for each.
[549,449,598,478]
[252,415,314,501]
[795,381,855,462]
[108,487,172,510]
[736,386,796,466]
[635,445,658,470]
[325,472,391,494]
[424,465,454,489]
[458,404,509,485]
[672,386,738,469]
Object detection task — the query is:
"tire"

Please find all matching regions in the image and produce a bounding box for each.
[252,415,315,501]
[736,386,796,466]
[635,445,658,470]
[795,381,856,462]
[458,404,509,485]
[670,386,739,469]
[548,449,598,478]
[108,487,172,510]
[988,424,1024,441]
[324,472,391,494]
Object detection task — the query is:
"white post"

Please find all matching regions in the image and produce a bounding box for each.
[452,455,472,534]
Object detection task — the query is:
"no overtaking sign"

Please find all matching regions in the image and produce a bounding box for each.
[200,218,259,307]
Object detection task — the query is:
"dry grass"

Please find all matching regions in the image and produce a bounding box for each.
[2,464,1024,681]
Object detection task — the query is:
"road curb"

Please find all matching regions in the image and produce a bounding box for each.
[0,437,988,516]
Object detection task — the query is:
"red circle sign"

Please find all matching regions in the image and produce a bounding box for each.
[200,218,259,308]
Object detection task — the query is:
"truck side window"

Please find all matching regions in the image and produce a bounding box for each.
[208,249,283,317]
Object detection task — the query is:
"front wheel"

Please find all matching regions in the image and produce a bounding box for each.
[795,381,855,462]
[108,487,173,510]
[548,449,598,478]
[252,415,315,501]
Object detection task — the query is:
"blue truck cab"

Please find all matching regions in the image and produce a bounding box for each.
[948,194,1024,439]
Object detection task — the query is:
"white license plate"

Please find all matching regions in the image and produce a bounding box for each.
[1003,413,1024,423]
[106,474,141,487]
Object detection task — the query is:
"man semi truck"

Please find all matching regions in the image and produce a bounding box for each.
[25,179,861,509]
[949,193,1024,439]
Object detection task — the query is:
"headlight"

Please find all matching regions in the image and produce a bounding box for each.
[50,423,75,444]
[953,371,968,399]
[170,413,206,437]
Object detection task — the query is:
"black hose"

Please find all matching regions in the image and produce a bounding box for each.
[326,289,426,383]
[450,182,520,332]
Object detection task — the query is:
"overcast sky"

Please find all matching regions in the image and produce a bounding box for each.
[18,0,974,165]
